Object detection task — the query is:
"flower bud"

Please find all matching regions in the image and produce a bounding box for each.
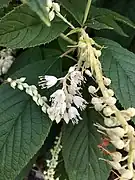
[49,10,55,21]
[46,0,52,8]
[103,77,111,86]
[85,69,92,77]
[103,106,114,116]
[88,86,97,94]
[107,89,114,97]
[120,169,133,179]
[111,152,122,162]
[111,138,124,149]
[107,127,125,138]
[104,117,119,127]
[105,97,116,106]
[52,2,60,12]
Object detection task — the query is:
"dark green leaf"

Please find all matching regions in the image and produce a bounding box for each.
[87,6,135,36]
[0,4,67,48]
[58,0,87,25]
[62,109,110,180]
[95,37,135,109]
[0,0,10,7]
[21,0,51,27]
[0,48,62,180]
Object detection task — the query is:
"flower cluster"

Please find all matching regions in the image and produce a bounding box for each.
[44,135,62,180]
[38,66,87,124]
[45,0,60,21]
[0,48,14,75]
[77,29,135,179]
[7,77,48,113]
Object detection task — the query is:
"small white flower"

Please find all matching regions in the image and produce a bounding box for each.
[103,77,111,86]
[88,86,97,94]
[39,75,58,89]
[94,103,104,111]
[68,66,76,73]
[18,77,26,82]
[25,87,33,96]
[63,112,70,124]
[68,106,82,124]
[103,106,114,116]
[85,69,92,77]
[17,84,24,91]
[73,96,87,110]
[49,10,55,21]
[91,97,103,105]
[107,89,114,97]
[46,0,53,9]
[104,97,116,106]
[7,77,12,83]
[10,81,17,89]
[52,2,60,12]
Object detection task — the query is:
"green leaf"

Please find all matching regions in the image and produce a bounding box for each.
[87,19,113,30]
[21,0,51,27]
[0,0,10,7]
[95,37,135,109]
[58,0,87,25]
[87,6,135,36]
[62,109,110,180]
[0,48,62,180]
[0,4,67,48]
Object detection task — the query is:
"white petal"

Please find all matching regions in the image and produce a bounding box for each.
[10,81,16,89]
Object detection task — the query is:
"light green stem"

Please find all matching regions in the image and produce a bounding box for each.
[60,33,77,45]
[83,0,92,25]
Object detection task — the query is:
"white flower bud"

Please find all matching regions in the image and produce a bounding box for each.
[7,77,12,82]
[94,104,104,111]
[108,161,121,170]
[68,66,76,73]
[85,69,92,77]
[120,169,133,179]
[104,117,117,127]
[105,97,116,106]
[52,2,60,12]
[107,89,114,97]
[127,107,135,117]
[88,86,97,94]
[111,138,124,149]
[49,10,55,21]
[91,97,103,105]
[107,127,125,138]
[111,152,122,162]
[17,84,24,91]
[103,77,111,86]
[95,50,101,57]
[19,77,26,82]
[103,106,114,116]
[10,81,17,89]
[46,0,52,8]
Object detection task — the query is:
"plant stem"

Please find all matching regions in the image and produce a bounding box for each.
[83,0,92,26]
[60,33,77,45]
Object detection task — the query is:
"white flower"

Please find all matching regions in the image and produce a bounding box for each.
[68,66,76,73]
[104,97,116,106]
[49,10,55,21]
[88,86,97,94]
[107,89,114,97]
[46,0,53,9]
[52,2,60,12]
[73,96,87,110]
[85,69,92,77]
[70,70,83,85]
[10,81,17,89]
[103,77,111,86]
[63,112,70,124]
[68,106,82,124]
[17,84,24,91]
[48,89,67,123]
[91,97,103,105]
[103,106,114,116]
[39,75,58,89]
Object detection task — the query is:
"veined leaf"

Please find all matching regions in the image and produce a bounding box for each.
[87,6,135,36]
[0,48,62,180]
[21,0,51,27]
[58,0,87,25]
[0,4,67,48]
[62,109,110,180]
[95,37,135,109]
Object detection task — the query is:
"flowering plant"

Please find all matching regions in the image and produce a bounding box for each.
[0,0,135,180]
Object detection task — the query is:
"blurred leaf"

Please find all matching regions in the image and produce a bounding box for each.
[21,0,51,27]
